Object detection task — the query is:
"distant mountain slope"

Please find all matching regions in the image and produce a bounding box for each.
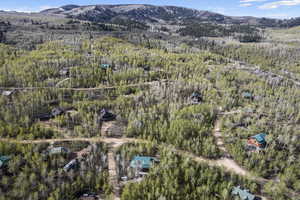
[40,4,300,28]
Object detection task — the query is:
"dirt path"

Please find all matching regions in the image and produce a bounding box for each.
[107,140,126,200]
[56,78,71,87]
[0,80,166,91]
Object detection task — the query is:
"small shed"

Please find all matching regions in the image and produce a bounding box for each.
[130,156,159,171]
[232,186,256,200]
[49,147,69,155]
[0,156,11,168]
[248,133,267,148]
[100,64,111,70]
[100,109,116,122]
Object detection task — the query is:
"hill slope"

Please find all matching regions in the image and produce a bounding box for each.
[40,4,283,26]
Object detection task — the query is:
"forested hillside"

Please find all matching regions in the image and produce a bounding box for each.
[0,7,299,200]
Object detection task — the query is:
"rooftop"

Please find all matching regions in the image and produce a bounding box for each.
[251,133,267,144]
[0,156,11,168]
[232,186,256,200]
[242,92,253,98]
[130,156,158,169]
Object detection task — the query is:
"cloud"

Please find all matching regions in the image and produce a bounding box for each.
[259,0,300,9]
[0,5,54,13]
[38,6,54,11]
[240,0,267,2]
[239,0,267,8]
[240,3,253,7]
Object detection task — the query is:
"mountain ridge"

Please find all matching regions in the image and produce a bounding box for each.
[40,4,277,26]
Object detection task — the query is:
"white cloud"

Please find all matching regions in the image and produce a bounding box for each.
[240,3,253,7]
[38,6,54,11]
[0,5,54,13]
[259,0,300,9]
[1,7,34,13]
[240,0,267,2]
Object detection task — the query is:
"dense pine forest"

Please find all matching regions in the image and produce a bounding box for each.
[0,5,299,200]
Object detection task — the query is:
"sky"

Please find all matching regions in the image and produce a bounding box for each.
[1,0,300,19]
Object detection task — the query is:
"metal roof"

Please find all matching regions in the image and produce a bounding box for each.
[251,133,267,144]
[0,156,11,168]
[2,90,14,96]
[130,156,158,169]
[242,92,253,98]
[100,64,111,69]
[232,186,255,200]
[49,147,69,155]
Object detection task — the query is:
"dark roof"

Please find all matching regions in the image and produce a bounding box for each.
[100,109,116,121]
[35,113,52,121]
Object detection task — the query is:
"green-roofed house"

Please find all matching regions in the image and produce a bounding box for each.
[49,147,69,155]
[0,156,11,169]
[247,133,267,149]
[130,156,159,172]
[100,64,111,70]
[232,186,256,200]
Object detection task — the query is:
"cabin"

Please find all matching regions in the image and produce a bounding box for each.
[232,186,257,200]
[130,156,159,172]
[100,64,111,70]
[190,91,202,104]
[99,109,116,122]
[242,92,254,100]
[49,147,69,155]
[0,156,11,169]
[51,108,65,118]
[247,133,267,149]
[63,159,78,172]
